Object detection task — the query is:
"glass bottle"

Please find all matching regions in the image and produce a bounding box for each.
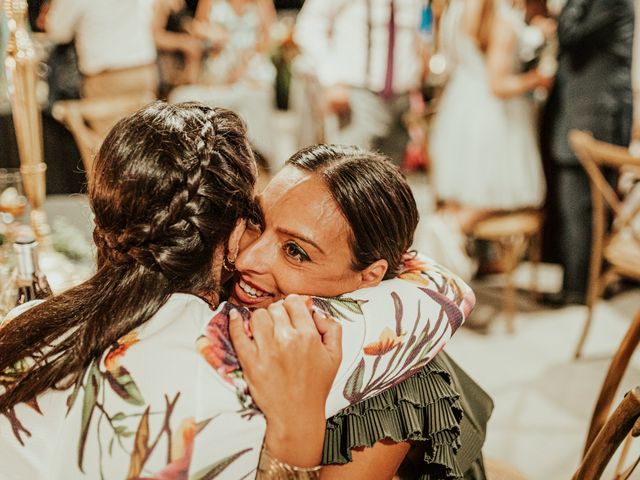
[14,236,52,305]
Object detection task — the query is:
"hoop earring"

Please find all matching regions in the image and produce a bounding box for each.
[223,254,236,272]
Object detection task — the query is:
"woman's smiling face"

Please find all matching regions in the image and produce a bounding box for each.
[231,166,375,308]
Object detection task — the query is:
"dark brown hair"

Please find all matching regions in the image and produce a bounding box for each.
[287,144,419,279]
[0,101,257,411]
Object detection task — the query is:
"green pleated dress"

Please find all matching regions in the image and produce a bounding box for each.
[322,351,493,480]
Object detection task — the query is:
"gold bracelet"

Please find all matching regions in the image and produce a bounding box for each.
[257,446,322,479]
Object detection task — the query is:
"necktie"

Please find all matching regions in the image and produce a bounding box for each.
[382,0,396,99]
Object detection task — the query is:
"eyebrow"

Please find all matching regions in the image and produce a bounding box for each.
[276,227,325,255]
[257,194,326,255]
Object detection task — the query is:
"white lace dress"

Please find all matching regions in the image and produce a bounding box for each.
[429,1,546,210]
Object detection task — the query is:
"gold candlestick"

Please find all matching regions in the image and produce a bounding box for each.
[4,0,51,243]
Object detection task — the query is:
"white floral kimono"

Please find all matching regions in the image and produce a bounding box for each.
[0,256,474,479]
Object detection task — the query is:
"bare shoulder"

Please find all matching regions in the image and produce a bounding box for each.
[488,13,517,52]
[460,0,483,37]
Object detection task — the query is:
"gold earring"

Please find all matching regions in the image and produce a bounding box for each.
[223,254,236,272]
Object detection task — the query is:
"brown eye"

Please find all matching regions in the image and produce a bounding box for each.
[283,242,310,263]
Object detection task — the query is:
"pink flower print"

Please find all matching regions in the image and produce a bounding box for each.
[399,252,430,275]
[197,303,250,381]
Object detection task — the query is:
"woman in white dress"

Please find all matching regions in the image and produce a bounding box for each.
[430,0,552,229]
[170,0,277,167]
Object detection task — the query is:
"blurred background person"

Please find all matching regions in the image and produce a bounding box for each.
[429,0,552,235]
[152,0,203,97]
[31,0,82,105]
[634,0,640,148]
[42,0,158,105]
[170,0,278,168]
[293,0,427,166]
[543,0,634,306]
[1,8,8,106]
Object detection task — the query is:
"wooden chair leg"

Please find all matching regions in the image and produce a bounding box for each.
[575,172,608,359]
[504,271,516,334]
[575,271,612,359]
[575,307,594,360]
[502,239,518,334]
[529,230,542,302]
[575,250,605,360]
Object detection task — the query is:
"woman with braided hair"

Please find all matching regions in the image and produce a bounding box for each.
[0,101,341,479]
[0,102,472,479]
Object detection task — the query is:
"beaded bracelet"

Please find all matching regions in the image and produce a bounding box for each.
[257,446,322,479]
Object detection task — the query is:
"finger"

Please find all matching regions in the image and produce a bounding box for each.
[267,300,295,334]
[228,308,257,367]
[283,294,316,333]
[249,308,275,351]
[313,309,342,361]
[311,308,336,336]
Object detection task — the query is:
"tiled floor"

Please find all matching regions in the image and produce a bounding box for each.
[447,285,640,479]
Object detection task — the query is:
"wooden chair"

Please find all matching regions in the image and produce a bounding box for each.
[573,386,640,480]
[573,309,640,479]
[51,94,154,175]
[583,310,640,452]
[471,210,543,333]
[568,130,640,359]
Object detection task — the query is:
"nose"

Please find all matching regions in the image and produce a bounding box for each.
[235,229,273,275]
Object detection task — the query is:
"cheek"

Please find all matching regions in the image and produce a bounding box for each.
[285,267,362,298]
[320,270,363,297]
[270,263,305,296]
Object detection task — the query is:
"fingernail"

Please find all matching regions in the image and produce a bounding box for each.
[312,306,327,321]
[229,308,240,320]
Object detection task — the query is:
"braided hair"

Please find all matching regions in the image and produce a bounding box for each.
[0,102,258,411]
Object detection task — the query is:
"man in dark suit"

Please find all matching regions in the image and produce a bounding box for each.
[544,0,634,305]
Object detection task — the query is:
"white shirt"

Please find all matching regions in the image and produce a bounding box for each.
[294,0,424,93]
[0,256,474,479]
[45,0,157,76]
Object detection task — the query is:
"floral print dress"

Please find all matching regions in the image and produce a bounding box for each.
[0,256,474,480]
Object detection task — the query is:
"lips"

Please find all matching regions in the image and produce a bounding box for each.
[233,276,275,307]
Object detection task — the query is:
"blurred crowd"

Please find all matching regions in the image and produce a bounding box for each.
[0,0,639,306]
